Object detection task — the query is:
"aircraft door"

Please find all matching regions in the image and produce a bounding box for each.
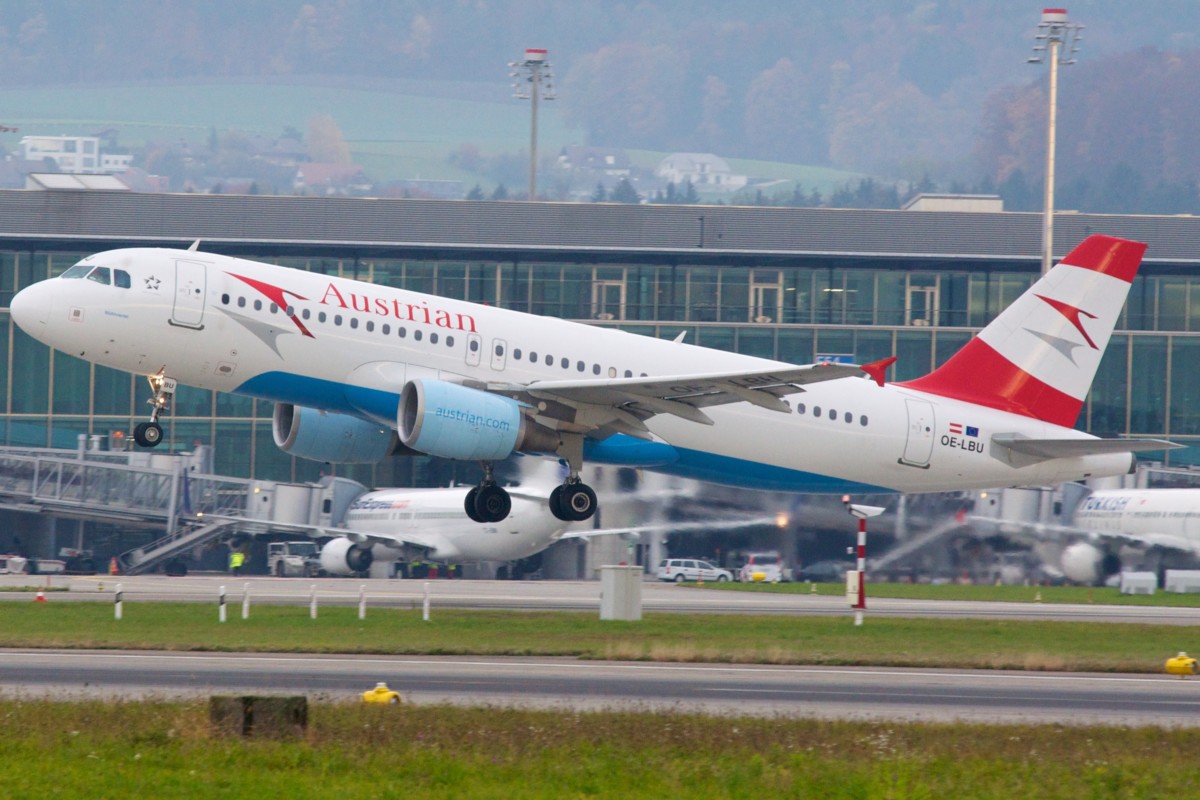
[171,259,208,329]
[490,338,508,371]
[899,398,935,468]
[465,333,482,367]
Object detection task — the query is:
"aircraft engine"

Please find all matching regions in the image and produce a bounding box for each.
[1060,542,1121,584]
[273,404,402,464]
[319,537,375,576]
[398,379,559,461]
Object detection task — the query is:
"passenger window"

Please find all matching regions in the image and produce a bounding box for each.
[446,335,454,347]
[593,364,601,375]
[334,314,342,325]
[545,355,553,366]
[414,330,423,341]
[576,361,585,372]
[398,327,406,338]
[382,323,390,335]
[430,333,439,344]
[561,358,569,369]
[514,348,522,359]
[530,351,538,362]
[318,311,327,323]
[115,270,132,289]
[796,403,806,415]
[238,297,246,308]
[302,308,311,320]
[254,300,263,311]
[221,293,230,305]
[350,318,359,329]
[87,267,111,285]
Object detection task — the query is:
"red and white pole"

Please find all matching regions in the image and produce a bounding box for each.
[844,497,885,627]
[854,516,867,611]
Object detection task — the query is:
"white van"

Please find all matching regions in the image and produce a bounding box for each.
[656,558,732,583]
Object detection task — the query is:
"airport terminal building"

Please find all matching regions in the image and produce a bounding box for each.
[3,188,1200,493]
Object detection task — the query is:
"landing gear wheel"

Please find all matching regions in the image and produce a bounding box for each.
[133,421,163,448]
[474,484,511,522]
[562,483,597,522]
[549,485,569,522]
[464,486,484,523]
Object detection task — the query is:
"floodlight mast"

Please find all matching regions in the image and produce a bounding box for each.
[1028,8,1084,275]
[509,48,556,201]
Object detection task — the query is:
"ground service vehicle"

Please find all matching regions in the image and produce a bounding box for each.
[738,551,786,583]
[267,541,321,577]
[656,558,732,583]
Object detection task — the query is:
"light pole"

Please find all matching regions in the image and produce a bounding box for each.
[1029,8,1083,275]
[510,48,556,201]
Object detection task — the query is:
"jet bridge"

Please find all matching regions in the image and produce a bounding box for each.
[0,443,365,575]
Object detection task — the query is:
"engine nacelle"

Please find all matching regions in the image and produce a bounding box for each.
[398,379,559,461]
[1060,542,1121,585]
[319,537,375,576]
[273,404,400,464]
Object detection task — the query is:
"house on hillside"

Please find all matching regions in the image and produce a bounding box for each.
[656,153,747,192]
[293,163,370,196]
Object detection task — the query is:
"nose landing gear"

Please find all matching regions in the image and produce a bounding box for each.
[134,368,176,448]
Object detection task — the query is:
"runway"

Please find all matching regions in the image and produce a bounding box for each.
[2,649,1199,727]
[5,573,1200,625]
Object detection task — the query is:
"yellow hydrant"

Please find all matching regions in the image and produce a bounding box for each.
[1165,652,1198,678]
[362,682,403,704]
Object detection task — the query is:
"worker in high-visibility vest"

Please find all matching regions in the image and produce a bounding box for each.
[229,549,246,576]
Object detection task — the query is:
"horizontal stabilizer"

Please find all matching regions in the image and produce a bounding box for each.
[992,434,1180,462]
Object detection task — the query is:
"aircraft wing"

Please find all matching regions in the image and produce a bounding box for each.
[966,516,1197,555]
[482,362,867,437]
[560,515,782,541]
[992,435,1180,463]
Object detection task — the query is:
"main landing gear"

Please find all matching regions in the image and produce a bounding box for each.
[133,368,176,448]
[465,462,512,523]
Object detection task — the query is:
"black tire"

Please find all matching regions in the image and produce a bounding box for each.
[274,561,285,577]
[134,421,163,448]
[674,573,686,583]
[563,483,597,521]
[548,485,570,521]
[717,574,729,582]
[464,486,484,523]
[474,484,511,522]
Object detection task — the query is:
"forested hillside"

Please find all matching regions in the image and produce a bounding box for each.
[1,1,1198,207]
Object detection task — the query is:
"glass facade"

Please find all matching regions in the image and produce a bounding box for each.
[3,244,1199,483]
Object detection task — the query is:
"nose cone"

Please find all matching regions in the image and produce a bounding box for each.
[10,282,50,334]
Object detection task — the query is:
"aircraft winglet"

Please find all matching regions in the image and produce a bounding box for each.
[861,356,897,387]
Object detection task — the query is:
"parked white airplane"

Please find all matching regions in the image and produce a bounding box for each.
[977,487,1200,584]
[9,234,1175,523]
[318,484,571,576]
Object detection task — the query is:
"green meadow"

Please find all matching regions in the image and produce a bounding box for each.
[1,602,1196,673]
[0,699,1194,799]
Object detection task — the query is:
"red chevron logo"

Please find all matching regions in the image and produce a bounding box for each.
[1034,294,1099,350]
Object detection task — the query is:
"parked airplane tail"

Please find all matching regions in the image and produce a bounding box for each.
[898,235,1146,427]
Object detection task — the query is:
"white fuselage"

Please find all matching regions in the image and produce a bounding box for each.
[342,487,567,561]
[1074,489,1200,551]
[11,247,1133,495]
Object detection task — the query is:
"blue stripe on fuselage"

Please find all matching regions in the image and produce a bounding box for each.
[235,371,890,495]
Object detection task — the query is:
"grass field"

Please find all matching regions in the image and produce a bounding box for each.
[0,698,1196,798]
[711,580,1200,607]
[2,602,1197,673]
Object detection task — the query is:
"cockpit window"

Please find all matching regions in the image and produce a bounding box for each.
[114,269,131,288]
[86,267,112,285]
[61,264,91,279]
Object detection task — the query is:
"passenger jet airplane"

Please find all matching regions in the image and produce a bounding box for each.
[316,484,570,576]
[8,234,1175,523]
[974,487,1200,584]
